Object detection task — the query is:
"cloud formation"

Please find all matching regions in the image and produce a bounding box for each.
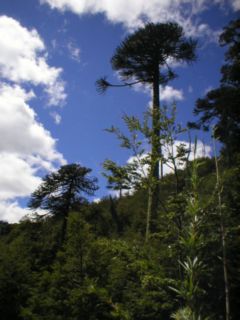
[127,139,211,179]
[40,0,237,39]
[0,15,66,106]
[0,84,65,163]
[162,139,211,175]
[67,41,81,63]
[110,139,211,198]
[0,16,67,223]
[161,86,184,102]
[0,84,66,222]
[0,201,31,224]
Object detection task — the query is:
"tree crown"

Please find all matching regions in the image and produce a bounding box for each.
[111,22,197,84]
[28,164,98,216]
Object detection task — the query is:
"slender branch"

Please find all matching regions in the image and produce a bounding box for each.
[96,77,143,94]
[213,134,230,320]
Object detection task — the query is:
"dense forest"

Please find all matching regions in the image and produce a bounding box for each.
[0,19,239,320]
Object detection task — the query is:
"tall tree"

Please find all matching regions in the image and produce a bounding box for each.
[97,22,196,237]
[191,19,240,162]
[28,164,98,244]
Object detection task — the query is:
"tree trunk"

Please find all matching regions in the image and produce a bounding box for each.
[61,212,69,245]
[146,67,161,239]
[60,180,74,245]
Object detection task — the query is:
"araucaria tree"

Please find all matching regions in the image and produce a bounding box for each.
[28,164,98,244]
[191,19,240,162]
[97,22,196,237]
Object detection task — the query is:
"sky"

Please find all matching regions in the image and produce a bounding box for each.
[0,0,239,223]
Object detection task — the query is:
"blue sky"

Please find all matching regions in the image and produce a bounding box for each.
[0,0,239,222]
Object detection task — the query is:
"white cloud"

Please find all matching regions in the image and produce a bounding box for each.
[0,83,66,222]
[67,41,81,62]
[0,84,65,162]
[126,139,211,178]
[40,0,236,40]
[0,201,31,224]
[50,111,62,124]
[0,15,66,106]
[0,16,67,223]
[108,139,211,198]
[233,0,240,10]
[161,86,184,102]
[162,139,211,175]
[45,80,66,106]
[133,83,184,102]
[0,153,41,201]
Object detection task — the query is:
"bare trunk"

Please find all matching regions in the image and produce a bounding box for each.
[145,185,153,242]
[146,67,161,240]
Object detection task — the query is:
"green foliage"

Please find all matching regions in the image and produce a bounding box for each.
[29,164,98,216]
[102,159,140,197]
[191,19,240,158]
[0,156,240,319]
[111,22,196,85]
[28,163,98,244]
[1,21,240,320]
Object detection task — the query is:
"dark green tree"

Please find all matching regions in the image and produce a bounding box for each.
[97,22,196,234]
[190,19,240,162]
[28,164,98,244]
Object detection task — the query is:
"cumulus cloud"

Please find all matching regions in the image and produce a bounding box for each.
[162,139,211,175]
[133,83,184,102]
[0,16,67,222]
[161,86,184,102]
[0,83,66,222]
[0,201,31,224]
[40,0,237,40]
[0,15,66,106]
[108,139,212,198]
[0,153,41,201]
[0,84,65,162]
[126,139,211,178]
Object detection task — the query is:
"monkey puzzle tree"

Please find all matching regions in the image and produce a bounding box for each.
[28,164,98,244]
[190,19,240,163]
[97,22,197,237]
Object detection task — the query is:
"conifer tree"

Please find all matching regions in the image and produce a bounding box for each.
[191,19,240,161]
[97,22,196,234]
[28,164,98,244]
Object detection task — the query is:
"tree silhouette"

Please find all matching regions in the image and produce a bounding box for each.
[190,19,240,162]
[28,164,98,244]
[97,22,196,237]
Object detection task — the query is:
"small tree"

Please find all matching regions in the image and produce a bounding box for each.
[28,164,98,244]
[170,146,208,320]
[102,159,133,198]
[104,105,190,241]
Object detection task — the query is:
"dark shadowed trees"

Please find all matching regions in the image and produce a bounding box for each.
[28,164,98,244]
[191,19,240,162]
